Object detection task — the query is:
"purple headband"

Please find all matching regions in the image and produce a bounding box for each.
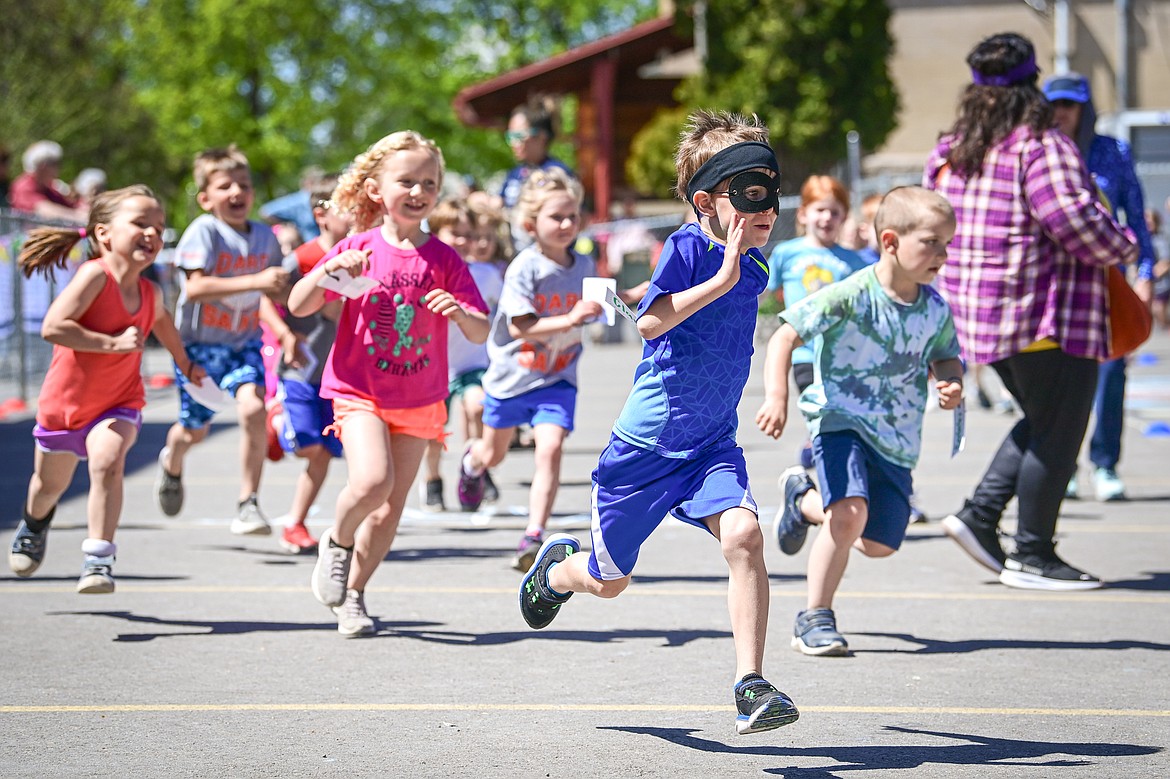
[971,54,1038,87]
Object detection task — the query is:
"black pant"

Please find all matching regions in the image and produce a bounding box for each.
[962,349,1098,557]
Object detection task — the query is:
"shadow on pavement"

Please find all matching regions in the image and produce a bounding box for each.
[1103,570,1170,590]
[601,724,1161,776]
[389,626,731,647]
[848,632,1170,654]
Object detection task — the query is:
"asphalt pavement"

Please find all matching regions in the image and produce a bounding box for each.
[1,325,1168,778]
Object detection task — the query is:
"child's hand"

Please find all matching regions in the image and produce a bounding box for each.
[937,379,963,410]
[184,361,207,385]
[255,266,291,295]
[324,249,372,278]
[423,289,467,321]
[279,329,306,369]
[109,326,145,353]
[567,299,605,326]
[718,215,745,287]
[755,398,788,439]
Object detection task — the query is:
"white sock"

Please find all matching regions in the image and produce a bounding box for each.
[462,451,485,478]
[81,538,116,558]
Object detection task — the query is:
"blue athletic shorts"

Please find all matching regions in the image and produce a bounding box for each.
[813,429,913,550]
[588,435,758,580]
[277,379,342,457]
[482,381,576,431]
[173,340,265,429]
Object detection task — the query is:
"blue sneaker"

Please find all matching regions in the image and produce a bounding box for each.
[518,533,579,629]
[773,466,814,555]
[792,608,849,657]
[734,674,799,735]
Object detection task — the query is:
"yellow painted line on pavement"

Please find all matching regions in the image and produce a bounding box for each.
[0,703,1167,717]
[0,584,1166,604]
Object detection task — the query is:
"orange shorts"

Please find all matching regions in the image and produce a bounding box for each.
[327,397,448,442]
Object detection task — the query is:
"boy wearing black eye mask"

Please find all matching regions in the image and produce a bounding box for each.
[516,110,799,736]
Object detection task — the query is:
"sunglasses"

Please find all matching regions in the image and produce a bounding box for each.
[505,129,539,144]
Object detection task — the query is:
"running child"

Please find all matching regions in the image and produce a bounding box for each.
[8,185,205,593]
[756,186,962,657]
[155,146,289,536]
[268,175,352,553]
[288,131,489,637]
[454,168,604,571]
[516,110,800,735]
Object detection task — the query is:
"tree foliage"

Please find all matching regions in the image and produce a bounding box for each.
[628,0,899,197]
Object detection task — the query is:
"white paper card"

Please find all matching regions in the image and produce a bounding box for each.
[583,277,637,324]
[317,271,378,299]
[183,375,232,412]
[952,402,966,457]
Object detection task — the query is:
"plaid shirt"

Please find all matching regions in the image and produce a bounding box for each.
[925,126,1136,363]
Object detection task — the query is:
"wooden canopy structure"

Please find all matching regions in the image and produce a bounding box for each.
[453,14,693,218]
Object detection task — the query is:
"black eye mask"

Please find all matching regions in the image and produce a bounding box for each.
[724,170,781,214]
[686,141,781,214]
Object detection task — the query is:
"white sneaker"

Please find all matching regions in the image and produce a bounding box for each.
[1094,468,1126,502]
[230,496,272,536]
[334,588,376,638]
[312,529,352,608]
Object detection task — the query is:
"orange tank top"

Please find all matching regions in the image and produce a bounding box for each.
[36,261,157,431]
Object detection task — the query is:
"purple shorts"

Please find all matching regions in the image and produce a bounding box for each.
[33,407,143,459]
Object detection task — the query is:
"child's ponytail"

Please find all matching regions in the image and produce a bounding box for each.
[18,227,89,279]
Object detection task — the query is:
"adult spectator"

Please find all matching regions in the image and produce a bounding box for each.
[925,32,1137,591]
[259,166,325,241]
[499,97,575,251]
[1043,72,1157,502]
[9,140,87,222]
[71,168,108,213]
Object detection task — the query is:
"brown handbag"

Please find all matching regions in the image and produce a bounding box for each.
[1106,265,1153,360]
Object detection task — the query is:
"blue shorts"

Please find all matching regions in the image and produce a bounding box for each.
[482,381,576,432]
[277,379,342,457]
[173,340,265,429]
[588,435,758,580]
[813,429,913,550]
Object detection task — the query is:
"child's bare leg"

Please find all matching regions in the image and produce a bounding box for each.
[236,382,267,500]
[162,422,207,473]
[289,444,331,527]
[526,423,567,536]
[26,449,79,519]
[805,497,867,610]
[468,425,513,471]
[83,419,138,541]
[422,438,442,482]
[332,412,394,546]
[546,551,630,598]
[349,433,428,590]
[463,386,486,440]
[706,507,769,679]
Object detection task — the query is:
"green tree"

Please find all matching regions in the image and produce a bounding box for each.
[628,0,899,196]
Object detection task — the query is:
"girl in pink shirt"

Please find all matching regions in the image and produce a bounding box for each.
[288,131,489,637]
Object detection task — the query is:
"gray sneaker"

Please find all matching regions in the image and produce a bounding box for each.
[77,554,116,594]
[312,529,353,608]
[773,466,814,555]
[334,588,376,638]
[155,448,184,517]
[792,608,849,657]
[9,519,50,577]
[230,495,272,536]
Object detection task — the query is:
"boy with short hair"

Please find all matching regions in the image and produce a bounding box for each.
[268,175,351,553]
[517,110,799,736]
[156,145,290,535]
[755,186,963,657]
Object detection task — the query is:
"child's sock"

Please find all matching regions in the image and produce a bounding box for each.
[545,561,570,598]
[81,538,117,559]
[462,451,485,478]
[23,505,56,533]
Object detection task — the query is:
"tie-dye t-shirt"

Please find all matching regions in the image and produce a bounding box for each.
[316,229,487,409]
[612,222,769,458]
[779,265,960,468]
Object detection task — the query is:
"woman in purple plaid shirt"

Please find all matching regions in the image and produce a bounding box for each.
[925,32,1138,591]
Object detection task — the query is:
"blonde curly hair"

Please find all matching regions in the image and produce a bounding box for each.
[333,131,445,233]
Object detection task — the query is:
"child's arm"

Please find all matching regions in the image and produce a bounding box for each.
[423,290,490,344]
[148,281,205,384]
[755,322,803,439]
[41,263,144,353]
[181,266,290,303]
[506,299,604,340]
[287,248,371,317]
[931,357,964,411]
[260,296,304,369]
[637,216,745,341]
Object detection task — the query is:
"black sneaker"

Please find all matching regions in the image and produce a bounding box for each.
[792,608,849,657]
[422,478,445,513]
[733,674,799,735]
[482,470,500,505]
[518,533,579,630]
[9,519,49,577]
[773,466,814,555]
[941,512,1006,573]
[1000,553,1102,591]
[155,447,184,517]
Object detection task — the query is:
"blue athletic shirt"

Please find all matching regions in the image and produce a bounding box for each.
[612,222,769,458]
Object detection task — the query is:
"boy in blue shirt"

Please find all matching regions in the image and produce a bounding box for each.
[756,186,963,657]
[517,110,799,736]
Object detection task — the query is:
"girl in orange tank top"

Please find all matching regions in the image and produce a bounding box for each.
[8,185,204,595]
